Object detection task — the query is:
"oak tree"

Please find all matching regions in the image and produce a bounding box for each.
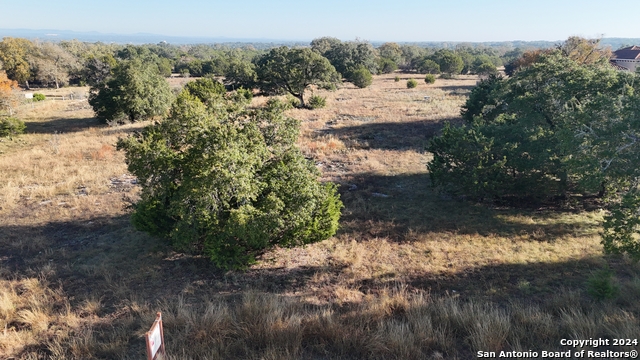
[429,50,640,258]
[255,47,339,107]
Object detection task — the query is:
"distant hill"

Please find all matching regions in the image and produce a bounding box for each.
[0,28,308,48]
[600,38,640,50]
[0,29,638,50]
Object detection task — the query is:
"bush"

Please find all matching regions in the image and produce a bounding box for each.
[417,59,440,74]
[183,77,226,104]
[406,79,418,88]
[118,95,342,269]
[377,58,398,74]
[287,96,301,108]
[394,76,400,82]
[235,87,253,102]
[349,66,372,88]
[602,189,640,259]
[475,62,498,76]
[586,268,619,301]
[439,73,454,79]
[32,93,46,102]
[424,74,436,84]
[89,59,173,124]
[307,95,326,109]
[0,116,26,137]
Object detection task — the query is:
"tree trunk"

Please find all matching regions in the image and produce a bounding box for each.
[598,181,607,198]
[25,80,30,90]
[296,93,305,108]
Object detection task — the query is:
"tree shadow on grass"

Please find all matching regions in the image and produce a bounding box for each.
[0,179,605,306]
[25,117,103,134]
[0,214,615,301]
[436,84,476,91]
[319,117,461,151]
[4,213,633,360]
[336,172,601,243]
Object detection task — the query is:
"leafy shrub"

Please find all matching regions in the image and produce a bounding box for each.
[439,73,454,79]
[424,74,436,84]
[475,62,498,76]
[417,59,440,74]
[117,95,342,269]
[287,96,301,108]
[586,268,619,301]
[377,58,398,74]
[602,189,640,259]
[349,66,372,88]
[307,95,326,109]
[33,93,46,102]
[89,59,173,124]
[431,49,464,75]
[0,116,26,137]
[183,77,226,104]
[406,79,418,88]
[235,87,253,102]
[394,76,400,82]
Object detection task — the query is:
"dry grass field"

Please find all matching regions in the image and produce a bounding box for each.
[1,74,639,359]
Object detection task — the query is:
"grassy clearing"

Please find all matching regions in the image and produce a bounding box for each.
[1,74,639,358]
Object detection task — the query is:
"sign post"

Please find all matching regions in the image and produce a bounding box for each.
[145,312,165,360]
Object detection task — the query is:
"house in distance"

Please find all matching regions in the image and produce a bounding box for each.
[610,46,640,72]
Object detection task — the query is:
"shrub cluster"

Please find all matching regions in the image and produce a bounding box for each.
[32,93,46,102]
[89,59,173,124]
[118,93,342,269]
[406,79,417,88]
[307,95,327,109]
[424,74,436,84]
[0,117,26,137]
[349,66,373,88]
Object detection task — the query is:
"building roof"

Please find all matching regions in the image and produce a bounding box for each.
[609,61,629,71]
[612,46,640,60]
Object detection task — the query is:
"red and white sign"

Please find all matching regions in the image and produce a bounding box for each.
[145,312,165,360]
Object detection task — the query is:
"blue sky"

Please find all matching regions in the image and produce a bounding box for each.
[1,0,638,42]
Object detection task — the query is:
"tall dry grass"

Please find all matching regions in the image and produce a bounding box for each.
[2,279,638,359]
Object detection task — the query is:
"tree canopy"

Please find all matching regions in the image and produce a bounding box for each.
[255,46,339,107]
[312,38,378,85]
[431,50,464,76]
[89,58,173,124]
[0,37,33,87]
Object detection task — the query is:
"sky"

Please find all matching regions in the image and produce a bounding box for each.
[1,0,638,42]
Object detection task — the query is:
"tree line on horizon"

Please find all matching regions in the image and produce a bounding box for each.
[0,36,522,90]
[1,35,635,92]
